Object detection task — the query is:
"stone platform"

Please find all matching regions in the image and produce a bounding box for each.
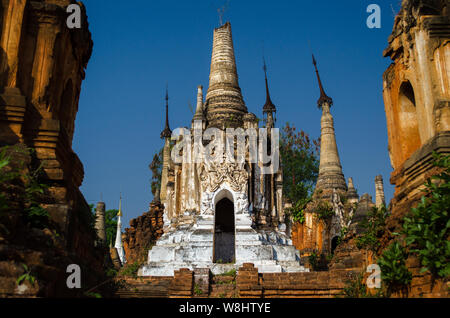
[139,215,308,276]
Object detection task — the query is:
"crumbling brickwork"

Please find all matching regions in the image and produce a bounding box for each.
[122,202,164,264]
[0,1,110,297]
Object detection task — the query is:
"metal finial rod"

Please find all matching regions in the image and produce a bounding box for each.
[161,83,172,138]
[165,84,169,125]
[262,51,276,114]
[312,53,333,107]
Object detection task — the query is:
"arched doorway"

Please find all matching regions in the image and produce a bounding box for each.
[331,236,339,254]
[398,81,421,159]
[213,197,235,263]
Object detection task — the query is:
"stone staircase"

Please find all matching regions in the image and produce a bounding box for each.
[115,277,171,298]
[208,275,237,298]
[114,272,239,298]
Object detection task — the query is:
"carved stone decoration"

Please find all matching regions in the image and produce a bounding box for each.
[234,192,249,215]
[199,161,248,193]
[200,191,214,215]
[143,22,306,276]
[332,188,347,229]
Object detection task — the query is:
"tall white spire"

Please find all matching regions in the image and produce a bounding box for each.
[114,194,126,265]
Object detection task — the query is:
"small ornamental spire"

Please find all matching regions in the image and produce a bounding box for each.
[347,177,359,203]
[375,175,386,208]
[117,194,122,217]
[193,85,205,121]
[262,57,276,114]
[312,54,333,108]
[114,194,126,265]
[160,85,172,139]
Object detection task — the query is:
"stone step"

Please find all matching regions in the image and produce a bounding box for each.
[209,284,237,298]
[116,290,168,298]
[212,275,235,284]
[211,285,235,291]
[114,276,172,298]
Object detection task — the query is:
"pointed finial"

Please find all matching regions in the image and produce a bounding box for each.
[262,55,276,114]
[312,54,333,108]
[117,193,122,217]
[263,53,267,76]
[160,84,172,138]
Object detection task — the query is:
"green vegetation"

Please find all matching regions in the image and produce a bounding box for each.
[314,200,334,221]
[0,145,50,230]
[280,123,319,222]
[402,152,450,279]
[337,227,348,246]
[308,252,319,271]
[285,198,308,223]
[90,204,118,245]
[149,148,163,198]
[120,261,141,278]
[355,205,389,251]
[220,268,236,277]
[84,291,102,298]
[105,268,118,278]
[194,283,203,295]
[354,153,450,297]
[16,264,36,287]
[377,241,412,294]
[105,209,119,245]
[339,272,384,298]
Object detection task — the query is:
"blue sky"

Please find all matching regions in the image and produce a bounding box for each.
[75,0,401,228]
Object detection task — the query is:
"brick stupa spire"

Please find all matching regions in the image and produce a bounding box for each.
[312,55,347,196]
[205,22,247,128]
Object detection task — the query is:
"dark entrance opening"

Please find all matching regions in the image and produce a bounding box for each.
[213,198,235,263]
[331,236,339,254]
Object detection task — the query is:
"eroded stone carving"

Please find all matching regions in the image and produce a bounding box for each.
[199,161,248,193]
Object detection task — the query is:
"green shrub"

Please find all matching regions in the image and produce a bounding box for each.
[402,152,450,278]
[337,227,348,246]
[377,241,412,294]
[315,200,334,221]
[84,291,102,298]
[194,284,203,295]
[0,145,50,230]
[339,273,384,298]
[16,264,36,286]
[286,198,310,223]
[308,251,319,271]
[120,262,141,278]
[356,205,388,251]
[105,268,118,278]
[221,268,236,277]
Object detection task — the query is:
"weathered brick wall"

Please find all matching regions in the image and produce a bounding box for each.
[291,216,325,255]
[236,263,359,298]
[329,230,450,298]
[0,0,111,298]
[168,268,194,298]
[123,202,164,264]
[115,263,361,298]
[0,147,109,298]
